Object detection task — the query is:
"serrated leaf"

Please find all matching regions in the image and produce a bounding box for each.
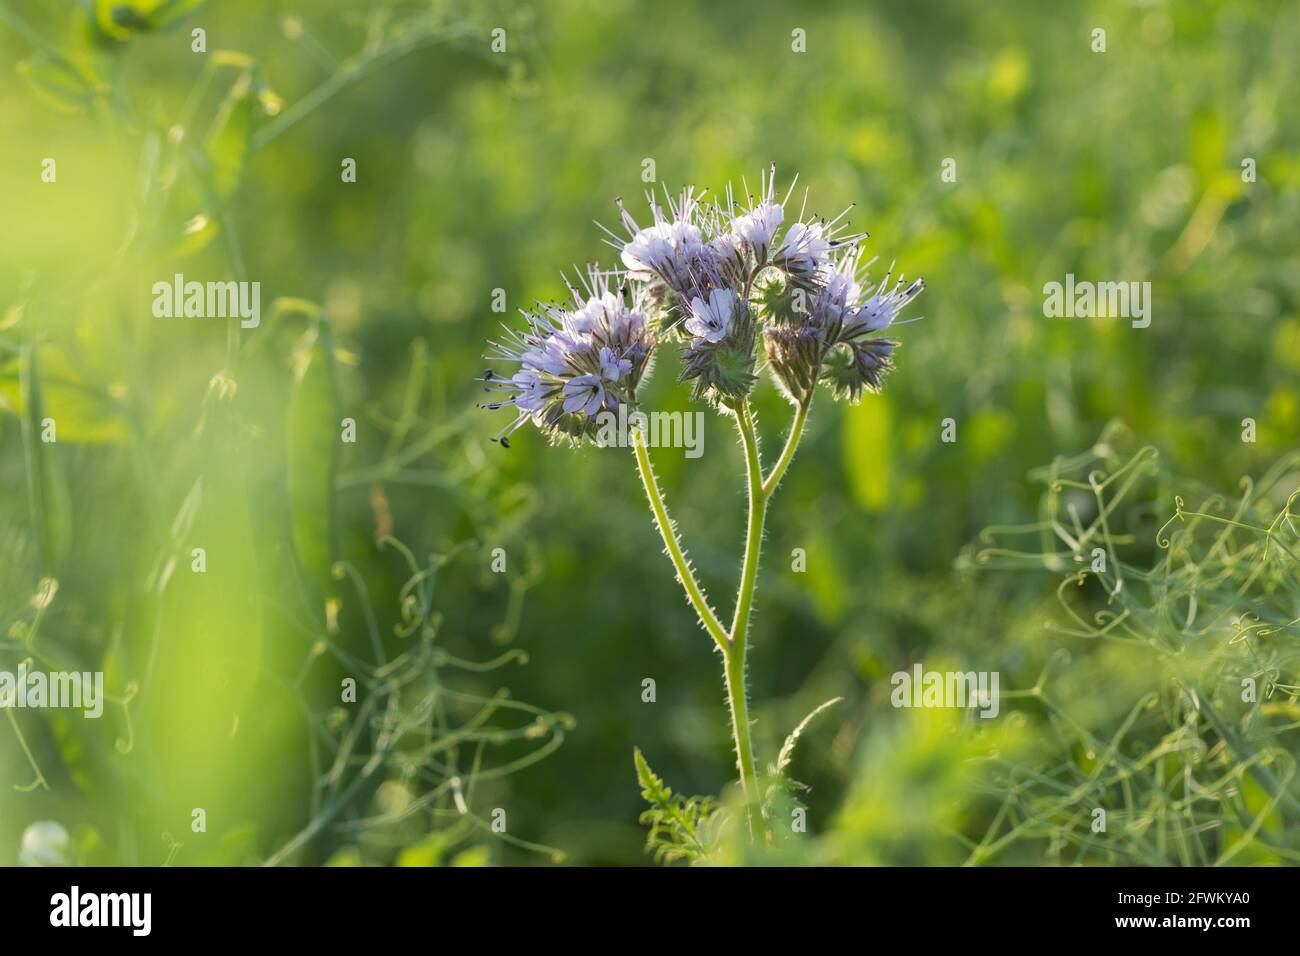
[633,747,718,864]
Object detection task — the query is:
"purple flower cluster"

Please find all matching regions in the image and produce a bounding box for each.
[482,166,922,445]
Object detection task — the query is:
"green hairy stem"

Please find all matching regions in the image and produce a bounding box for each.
[632,395,812,842]
[632,434,729,652]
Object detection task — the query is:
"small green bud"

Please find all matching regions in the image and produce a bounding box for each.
[763,324,822,403]
[819,339,897,404]
[750,271,801,327]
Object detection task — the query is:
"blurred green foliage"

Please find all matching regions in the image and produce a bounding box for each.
[0,0,1297,865]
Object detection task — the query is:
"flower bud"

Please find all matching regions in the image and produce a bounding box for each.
[750,271,803,327]
[763,324,823,403]
[818,338,897,404]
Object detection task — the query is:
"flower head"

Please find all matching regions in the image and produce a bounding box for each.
[769,178,863,290]
[482,269,654,446]
[679,300,758,402]
[716,164,787,268]
[773,220,830,280]
[483,166,923,442]
[762,249,922,404]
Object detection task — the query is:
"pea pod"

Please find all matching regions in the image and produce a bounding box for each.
[20,342,72,575]
[286,321,340,607]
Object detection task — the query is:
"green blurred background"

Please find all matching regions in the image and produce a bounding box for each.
[1,0,1298,866]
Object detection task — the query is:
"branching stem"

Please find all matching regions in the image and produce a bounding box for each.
[726,401,766,838]
[633,394,812,844]
[632,435,728,651]
[763,392,812,498]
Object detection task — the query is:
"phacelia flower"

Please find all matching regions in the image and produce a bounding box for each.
[482,269,654,446]
[770,186,862,290]
[819,338,898,403]
[844,270,925,337]
[773,221,832,285]
[482,167,923,442]
[685,288,738,342]
[611,187,708,297]
[679,299,757,402]
[733,202,784,263]
[715,163,788,269]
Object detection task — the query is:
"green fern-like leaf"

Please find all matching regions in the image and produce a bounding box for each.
[633,748,719,865]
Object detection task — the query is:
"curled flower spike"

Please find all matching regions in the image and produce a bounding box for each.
[760,248,923,404]
[845,269,925,338]
[481,268,654,446]
[818,337,898,403]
